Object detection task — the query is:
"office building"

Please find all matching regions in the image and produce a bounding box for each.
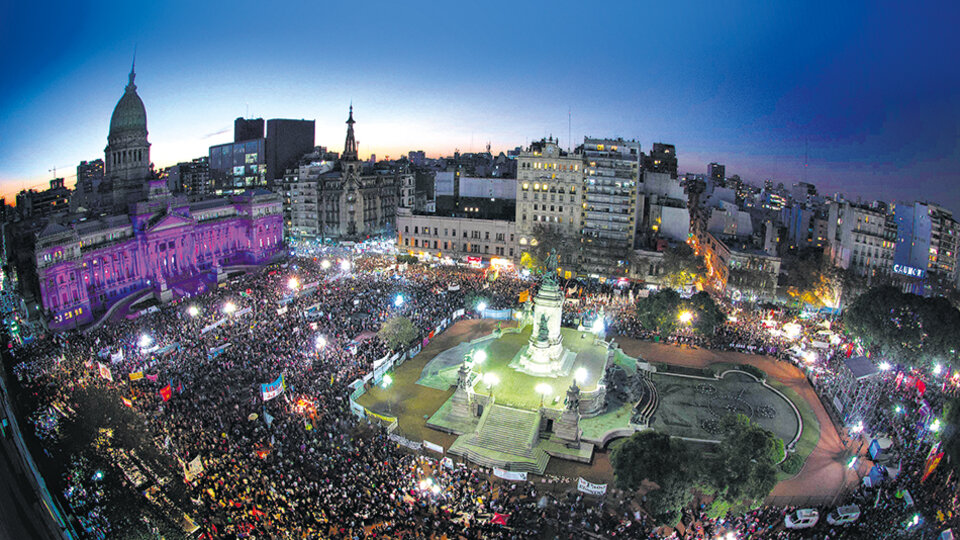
[708,162,725,185]
[893,202,959,286]
[266,119,315,183]
[515,137,583,250]
[76,160,104,195]
[397,208,516,261]
[16,179,72,220]
[641,143,678,178]
[235,117,264,142]
[209,138,267,194]
[580,138,642,277]
[827,200,896,279]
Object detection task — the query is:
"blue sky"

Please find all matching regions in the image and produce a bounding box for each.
[1,0,958,209]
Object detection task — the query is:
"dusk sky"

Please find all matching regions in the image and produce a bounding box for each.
[1,1,958,209]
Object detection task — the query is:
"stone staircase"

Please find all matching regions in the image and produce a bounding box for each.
[633,375,660,426]
[449,404,550,474]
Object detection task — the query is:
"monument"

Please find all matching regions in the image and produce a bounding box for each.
[512,250,577,377]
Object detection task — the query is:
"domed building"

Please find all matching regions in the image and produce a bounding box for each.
[103,60,153,211]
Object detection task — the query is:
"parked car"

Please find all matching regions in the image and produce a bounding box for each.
[785,508,820,529]
[826,504,861,525]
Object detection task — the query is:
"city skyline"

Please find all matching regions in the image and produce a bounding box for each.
[1,1,958,209]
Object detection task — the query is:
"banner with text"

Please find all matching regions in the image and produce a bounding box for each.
[261,374,285,401]
[423,440,444,454]
[493,468,528,482]
[577,477,608,496]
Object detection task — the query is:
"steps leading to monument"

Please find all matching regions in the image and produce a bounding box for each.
[448,404,550,474]
[634,377,660,426]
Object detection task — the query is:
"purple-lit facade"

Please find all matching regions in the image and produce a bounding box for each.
[35,185,283,330]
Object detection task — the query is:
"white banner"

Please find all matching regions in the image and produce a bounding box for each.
[493,468,527,482]
[448,283,461,291]
[452,309,466,319]
[110,350,124,363]
[441,457,455,470]
[235,307,253,317]
[423,440,444,454]
[577,477,607,496]
[277,306,288,316]
[201,317,227,334]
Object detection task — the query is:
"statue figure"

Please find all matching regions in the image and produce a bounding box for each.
[456,362,471,390]
[564,382,581,411]
[537,314,550,342]
[540,248,559,287]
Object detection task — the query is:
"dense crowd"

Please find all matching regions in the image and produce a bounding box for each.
[5,253,957,539]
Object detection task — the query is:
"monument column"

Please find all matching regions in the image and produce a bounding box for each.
[555,382,582,447]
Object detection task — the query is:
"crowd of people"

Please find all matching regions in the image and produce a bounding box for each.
[4,251,957,539]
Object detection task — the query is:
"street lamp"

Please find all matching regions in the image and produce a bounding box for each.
[320,259,332,270]
[930,419,942,433]
[470,349,487,368]
[934,364,943,375]
[288,277,300,290]
[394,293,405,307]
[482,372,499,397]
[678,311,693,324]
[187,305,199,318]
[476,301,487,314]
[574,367,588,385]
[382,374,393,389]
[138,334,153,348]
[223,301,237,314]
[536,383,552,407]
[339,259,351,272]
[878,361,892,371]
[315,335,327,350]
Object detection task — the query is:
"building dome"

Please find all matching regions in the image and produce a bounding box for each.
[109,69,147,138]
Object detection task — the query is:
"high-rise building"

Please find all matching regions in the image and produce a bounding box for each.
[827,200,896,278]
[516,137,583,250]
[641,143,678,178]
[580,138,642,277]
[15,178,72,220]
[209,138,266,194]
[164,157,211,197]
[76,159,104,195]
[708,162,725,185]
[104,61,153,210]
[234,117,264,142]
[265,119,315,184]
[893,202,958,287]
[408,150,426,166]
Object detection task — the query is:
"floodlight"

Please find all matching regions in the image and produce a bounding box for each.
[574,367,588,384]
[187,306,199,318]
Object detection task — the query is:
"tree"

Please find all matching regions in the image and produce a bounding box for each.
[844,286,960,369]
[611,431,697,525]
[377,316,418,351]
[705,414,781,512]
[689,291,725,335]
[659,243,705,289]
[526,223,579,273]
[635,288,682,337]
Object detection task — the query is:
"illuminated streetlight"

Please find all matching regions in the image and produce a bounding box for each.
[536,383,552,406]
[931,419,942,432]
[138,334,153,348]
[472,349,487,367]
[678,311,693,324]
[382,374,393,389]
[394,294,405,307]
[187,305,199,318]
[320,259,332,270]
[482,372,499,396]
[339,259,351,271]
[895,405,903,414]
[315,336,327,350]
[574,367,588,385]
[934,364,943,375]
[223,301,237,314]
[850,421,863,435]
[878,361,892,371]
[592,316,604,334]
[288,277,300,290]
[476,301,487,313]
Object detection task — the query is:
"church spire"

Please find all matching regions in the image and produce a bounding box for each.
[343,104,358,161]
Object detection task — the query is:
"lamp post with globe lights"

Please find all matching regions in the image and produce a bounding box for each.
[536,383,552,407]
[482,372,499,398]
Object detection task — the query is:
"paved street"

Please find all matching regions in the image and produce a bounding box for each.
[0,431,47,540]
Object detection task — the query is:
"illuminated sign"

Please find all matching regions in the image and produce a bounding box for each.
[893,264,925,278]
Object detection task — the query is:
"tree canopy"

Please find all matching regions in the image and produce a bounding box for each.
[844,285,960,369]
[635,289,682,337]
[689,291,725,335]
[704,414,782,510]
[659,243,706,289]
[377,316,418,351]
[611,431,696,525]
[521,223,579,274]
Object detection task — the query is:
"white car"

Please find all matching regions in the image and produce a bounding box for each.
[785,508,820,529]
[826,504,860,525]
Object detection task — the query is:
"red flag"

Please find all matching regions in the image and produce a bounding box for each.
[122,397,133,408]
[491,513,510,525]
[160,385,172,402]
[922,452,944,482]
[917,379,927,395]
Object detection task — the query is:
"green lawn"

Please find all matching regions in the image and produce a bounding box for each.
[765,378,821,480]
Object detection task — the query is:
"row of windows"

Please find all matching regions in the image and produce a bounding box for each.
[403,225,513,242]
[520,162,579,171]
[403,237,514,257]
[520,183,576,193]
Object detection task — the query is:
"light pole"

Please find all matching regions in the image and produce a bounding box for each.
[382,374,394,416]
[536,383,552,407]
[482,372,499,398]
